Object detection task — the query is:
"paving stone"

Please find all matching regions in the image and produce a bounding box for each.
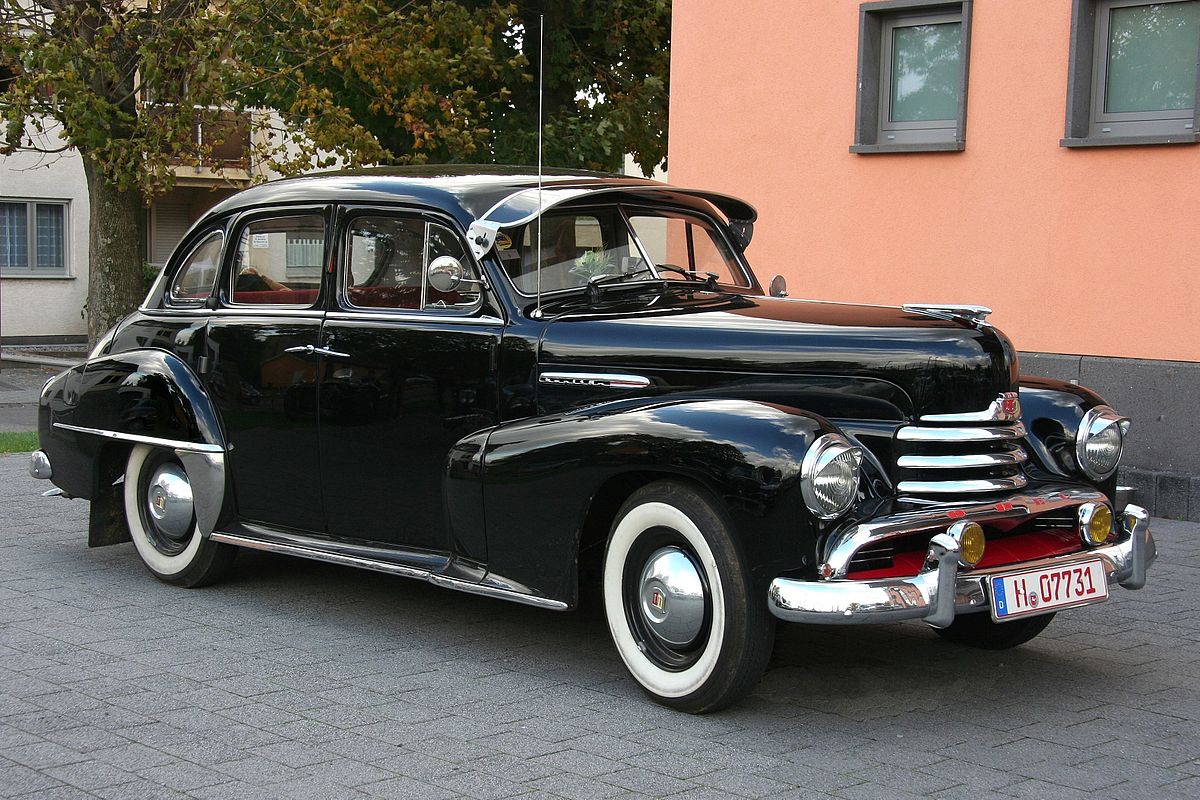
[0,453,1198,798]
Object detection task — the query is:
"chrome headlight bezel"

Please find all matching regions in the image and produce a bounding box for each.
[1075,405,1130,480]
[800,434,863,520]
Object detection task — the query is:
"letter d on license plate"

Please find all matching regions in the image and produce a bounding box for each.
[989,559,1108,622]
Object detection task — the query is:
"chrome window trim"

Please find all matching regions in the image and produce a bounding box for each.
[326,310,504,327]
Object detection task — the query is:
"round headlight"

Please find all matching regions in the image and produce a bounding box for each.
[1075,406,1130,480]
[801,434,863,520]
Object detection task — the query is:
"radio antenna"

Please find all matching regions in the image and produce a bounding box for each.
[532,13,544,320]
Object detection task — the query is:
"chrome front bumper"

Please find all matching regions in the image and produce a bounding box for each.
[767,505,1155,627]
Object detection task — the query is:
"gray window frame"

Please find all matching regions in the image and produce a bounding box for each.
[851,0,972,154]
[1063,0,1200,147]
[0,198,70,278]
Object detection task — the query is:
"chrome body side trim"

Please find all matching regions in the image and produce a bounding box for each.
[921,392,1021,423]
[896,475,1029,494]
[53,423,225,454]
[209,531,569,611]
[896,449,1028,469]
[768,505,1155,625]
[896,422,1026,442]
[539,372,652,389]
[822,484,1106,579]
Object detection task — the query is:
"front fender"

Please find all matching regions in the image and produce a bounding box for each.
[38,349,227,534]
[1019,375,1113,491]
[477,398,834,606]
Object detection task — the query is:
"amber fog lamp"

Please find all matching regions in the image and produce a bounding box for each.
[1078,502,1113,546]
[951,521,986,567]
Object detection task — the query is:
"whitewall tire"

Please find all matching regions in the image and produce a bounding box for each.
[602,481,774,713]
[124,444,234,587]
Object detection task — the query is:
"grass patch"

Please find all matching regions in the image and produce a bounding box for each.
[0,432,39,454]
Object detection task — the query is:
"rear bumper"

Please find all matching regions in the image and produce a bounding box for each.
[767,505,1155,627]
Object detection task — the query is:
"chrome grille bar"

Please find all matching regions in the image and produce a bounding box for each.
[896,448,1027,470]
[895,475,1028,494]
[897,422,1026,442]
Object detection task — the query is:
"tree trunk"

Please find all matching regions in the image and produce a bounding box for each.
[81,158,148,347]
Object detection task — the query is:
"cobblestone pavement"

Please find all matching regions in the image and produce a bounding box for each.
[2,454,1198,800]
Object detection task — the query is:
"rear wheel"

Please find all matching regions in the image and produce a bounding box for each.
[602,481,774,713]
[124,444,235,587]
[934,611,1055,649]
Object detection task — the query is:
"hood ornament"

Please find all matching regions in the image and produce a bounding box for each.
[902,303,993,325]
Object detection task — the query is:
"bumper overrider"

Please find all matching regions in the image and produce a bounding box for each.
[768,502,1155,627]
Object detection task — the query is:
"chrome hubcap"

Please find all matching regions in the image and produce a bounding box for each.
[146,463,194,540]
[638,546,706,647]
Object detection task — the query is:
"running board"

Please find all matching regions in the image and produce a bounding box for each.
[208,531,568,611]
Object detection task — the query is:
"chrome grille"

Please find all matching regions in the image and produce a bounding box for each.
[894,393,1028,496]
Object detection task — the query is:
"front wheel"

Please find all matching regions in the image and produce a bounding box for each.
[602,481,774,713]
[124,444,235,587]
[934,611,1055,649]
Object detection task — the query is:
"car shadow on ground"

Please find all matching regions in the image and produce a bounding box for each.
[214,546,1098,721]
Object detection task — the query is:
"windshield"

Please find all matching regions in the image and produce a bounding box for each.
[498,205,749,295]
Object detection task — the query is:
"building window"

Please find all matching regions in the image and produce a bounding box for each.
[1063,0,1200,147]
[0,200,69,277]
[852,1,973,153]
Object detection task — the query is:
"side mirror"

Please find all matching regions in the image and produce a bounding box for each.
[769,275,788,298]
[428,256,467,293]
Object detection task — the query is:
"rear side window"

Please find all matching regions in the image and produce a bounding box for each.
[230,215,326,306]
[168,232,224,305]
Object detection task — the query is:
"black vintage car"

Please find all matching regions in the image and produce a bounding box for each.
[32,167,1155,712]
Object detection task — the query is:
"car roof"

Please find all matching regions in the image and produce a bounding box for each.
[200,165,665,226]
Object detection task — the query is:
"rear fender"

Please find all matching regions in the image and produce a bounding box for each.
[478,398,834,606]
[39,349,228,536]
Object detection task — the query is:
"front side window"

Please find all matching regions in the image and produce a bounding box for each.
[1065,0,1200,145]
[0,199,69,276]
[852,2,972,153]
[230,214,326,306]
[168,232,224,305]
[344,215,480,311]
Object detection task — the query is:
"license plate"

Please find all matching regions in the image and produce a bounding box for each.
[989,559,1108,622]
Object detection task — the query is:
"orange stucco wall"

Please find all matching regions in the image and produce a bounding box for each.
[668,0,1200,362]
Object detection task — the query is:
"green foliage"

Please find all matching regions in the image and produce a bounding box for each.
[0,432,39,454]
[569,249,616,282]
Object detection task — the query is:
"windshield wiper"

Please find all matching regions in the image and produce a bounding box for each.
[585,268,659,304]
[654,264,720,291]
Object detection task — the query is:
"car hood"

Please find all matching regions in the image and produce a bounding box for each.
[537,292,1018,419]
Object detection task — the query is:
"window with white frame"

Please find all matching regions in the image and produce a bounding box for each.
[0,199,69,276]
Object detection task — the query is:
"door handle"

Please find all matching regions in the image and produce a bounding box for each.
[283,344,350,359]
